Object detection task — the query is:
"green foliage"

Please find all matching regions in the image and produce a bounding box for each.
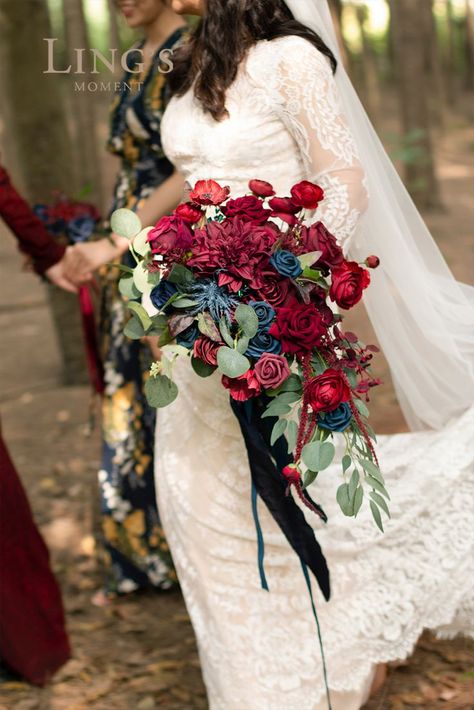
[301,441,336,472]
[270,418,287,446]
[191,357,216,378]
[216,347,250,378]
[234,304,259,338]
[144,374,178,408]
[110,208,142,239]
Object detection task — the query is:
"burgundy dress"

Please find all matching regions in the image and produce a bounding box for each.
[0,165,71,684]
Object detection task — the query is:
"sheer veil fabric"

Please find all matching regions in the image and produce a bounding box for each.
[285,0,474,430]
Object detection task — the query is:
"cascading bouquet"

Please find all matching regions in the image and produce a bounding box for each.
[111,178,388,600]
[34,194,101,245]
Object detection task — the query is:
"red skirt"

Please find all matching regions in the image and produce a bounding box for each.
[0,431,71,684]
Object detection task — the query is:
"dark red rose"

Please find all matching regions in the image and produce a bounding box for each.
[249,179,275,198]
[305,369,351,413]
[222,369,262,401]
[175,202,203,224]
[147,215,193,258]
[188,219,278,293]
[193,336,221,366]
[223,196,270,224]
[329,261,371,310]
[252,268,292,307]
[290,181,324,210]
[299,222,344,270]
[189,179,230,206]
[365,255,380,269]
[271,211,300,226]
[254,353,291,389]
[268,197,300,214]
[268,298,327,354]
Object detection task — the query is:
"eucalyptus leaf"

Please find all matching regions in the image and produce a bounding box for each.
[370,500,384,532]
[144,374,178,408]
[197,312,221,342]
[119,276,141,300]
[369,491,391,518]
[124,314,145,340]
[110,208,142,239]
[336,483,353,517]
[270,418,287,446]
[355,398,370,419]
[268,374,302,396]
[219,317,234,348]
[360,459,385,483]
[133,261,157,295]
[216,347,250,378]
[353,486,363,517]
[172,297,198,309]
[342,454,352,473]
[274,391,301,405]
[127,301,152,331]
[301,441,335,472]
[234,304,259,338]
[133,227,153,256]
[158,327,174,347]
[344,368,358,388]
[301,266,323,283]
[236,335,250,355]
[167,263,194,286]
[348,469,360,500]
[261,402,292,418]
[191,357,216,378]
[286,419,298,454]
[367,475,390,500]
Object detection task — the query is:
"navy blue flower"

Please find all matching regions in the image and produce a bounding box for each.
[67,215,96,243]
[177,323,200,349]
[248,300,276,330]
[246,331,282,359]
[270,250,303,279]
[150,280,178,312]
[317,402,353,432]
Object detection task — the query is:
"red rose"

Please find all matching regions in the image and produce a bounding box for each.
[305,369,350,413]
[223,196,270,224]
[254,353,291,389]
[299,222,344,270]
[268,197,300,214]
[147,215,193,258]
[222,369,262,401]
[329,261,371,310]
[268,298,327,354]
[290,181,324,210]
[193,336,221,366]
[189,179,230,206]
[175,202,203,224]
[252,269,292,307]
[249,179,275,198]
[365,255,380,269]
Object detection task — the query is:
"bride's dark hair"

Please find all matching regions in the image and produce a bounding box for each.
[169,0,337,120]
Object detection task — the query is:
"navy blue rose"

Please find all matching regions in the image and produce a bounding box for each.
[177,323,200,349]
[270,250,303,279]
[67,215,96,243]
[317,402,353,432]
[246,331,282,359]
[248,300,275,330]
[150,280,178,312]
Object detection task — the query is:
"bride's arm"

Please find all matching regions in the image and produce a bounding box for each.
[272,37,368,248]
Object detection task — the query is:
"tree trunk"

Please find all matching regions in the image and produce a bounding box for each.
[328,0,350,71]
[465,0,474,90]
[446,0,457,103]
[388,0,442,210]
[62,0,104,207]
[107,0,123,70]
[420,0,446,127]
[355,4,382,123]
[0,0,88,386]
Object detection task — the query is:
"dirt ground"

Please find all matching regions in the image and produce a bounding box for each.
[0,111,473,710]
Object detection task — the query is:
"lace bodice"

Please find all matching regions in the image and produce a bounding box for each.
[161,36,368,246]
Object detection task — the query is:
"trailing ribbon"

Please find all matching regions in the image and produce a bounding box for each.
[231,396,331,601]
[78,284,104,395]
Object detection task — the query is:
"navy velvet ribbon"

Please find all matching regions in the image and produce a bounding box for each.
[230,396,331,602]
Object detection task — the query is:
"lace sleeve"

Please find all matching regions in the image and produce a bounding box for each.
[270,38,369,246]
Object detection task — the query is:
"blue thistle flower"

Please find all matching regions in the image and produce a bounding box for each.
[188,279,239,322]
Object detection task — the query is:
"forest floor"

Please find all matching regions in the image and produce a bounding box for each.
[1,111,474,710]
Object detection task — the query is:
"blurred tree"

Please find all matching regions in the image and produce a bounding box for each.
[465,0,474,89]
[62,0,103,206]
[328,0,350,70]
[354,3,381,122]
[388,0,441,209]
[107,0,123,76]
[420,0,446,126]
[446,0,457,103]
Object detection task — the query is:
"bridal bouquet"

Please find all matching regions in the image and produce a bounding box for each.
[34,194,101,245]
[111,179,389,533]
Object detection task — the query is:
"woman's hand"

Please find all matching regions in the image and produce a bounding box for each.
[44,259,78,293]
[63,236,127,285]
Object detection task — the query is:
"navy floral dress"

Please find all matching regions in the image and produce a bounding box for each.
[98,29,184,594]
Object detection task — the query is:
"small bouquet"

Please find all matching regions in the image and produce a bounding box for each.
[111,178,389,536]
[34,193,101,246]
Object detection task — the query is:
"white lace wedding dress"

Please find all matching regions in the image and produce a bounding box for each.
[155,37,474,709]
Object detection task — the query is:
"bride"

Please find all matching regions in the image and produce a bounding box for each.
[149,1,474,708]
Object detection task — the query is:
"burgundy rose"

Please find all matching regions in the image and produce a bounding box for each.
[249,179,275,198]
[188,219,278,293]
[290,181,324,210]
[329,261,371,310]
[193,336,221,366]
[268,197,300,214]
[268,298,327,354]
[365,255,380,269]
[252,268,292,307]
[189,179,230,206]
[175,202,203,224]
[223,196,270,224]
[222,369,262,401]
[305,369,351,413]
[147,215,193,258]
[299,222,344,270]
[254,353,291,389]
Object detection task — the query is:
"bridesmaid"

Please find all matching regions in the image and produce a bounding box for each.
[65,0,187,602]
